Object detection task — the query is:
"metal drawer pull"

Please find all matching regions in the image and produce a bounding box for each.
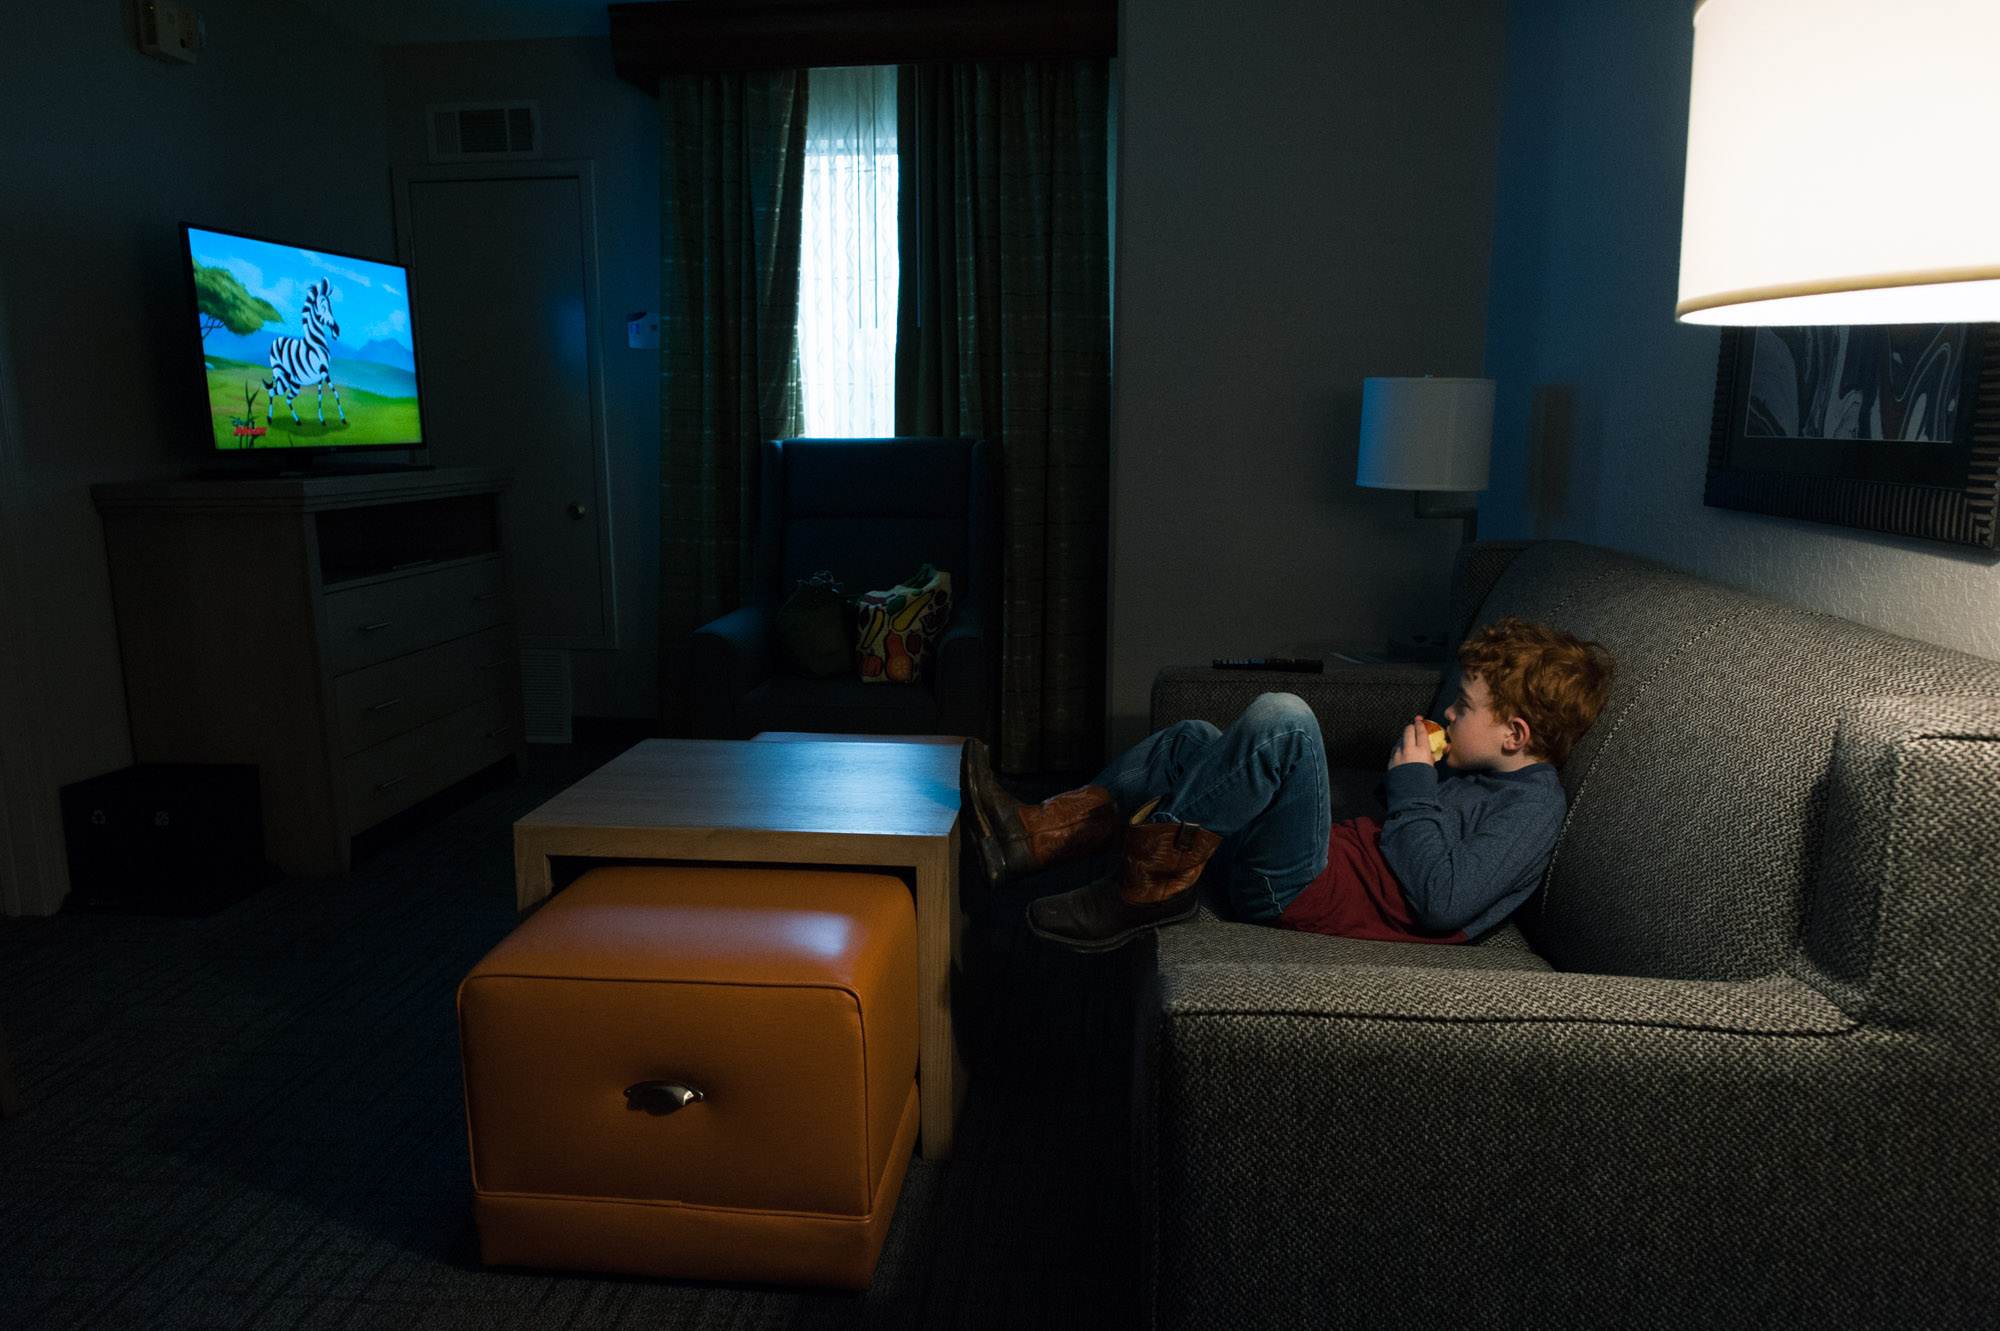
[625,1081,704,1115]
[367,698,403,712]
[484,723,520,739]
[359,620,393,632]
[472,591,501,602]
[374,772,412,792]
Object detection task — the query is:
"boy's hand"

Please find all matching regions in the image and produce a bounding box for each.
[1390,716,1436,769]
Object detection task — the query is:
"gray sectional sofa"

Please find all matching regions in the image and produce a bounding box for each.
[1139,540,2000,1329]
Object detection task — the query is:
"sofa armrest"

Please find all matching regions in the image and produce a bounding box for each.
[932,602,992,738]
[1154,951,1851,1034]
[933,600,986,681]
[687,604,772,737]
[1150,663,1442,769]
[1803,695,2000,1034]
[1155,916,1554,975]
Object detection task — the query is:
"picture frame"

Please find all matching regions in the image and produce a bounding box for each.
[1704,322,2000,549]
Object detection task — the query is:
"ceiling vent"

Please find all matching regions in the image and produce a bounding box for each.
[427,102,541,162]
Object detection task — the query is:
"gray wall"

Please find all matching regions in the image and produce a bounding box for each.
[0,0,389,913]
[380,38,662,720]
[1481,0,2000,656]
[1106,0,1508,755]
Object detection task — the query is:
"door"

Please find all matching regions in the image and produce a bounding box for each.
[397,162,617,649]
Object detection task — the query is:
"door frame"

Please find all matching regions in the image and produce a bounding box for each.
[392,159,620,651]
[0,261,68,916]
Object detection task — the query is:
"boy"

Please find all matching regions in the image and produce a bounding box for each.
[960,617,1613,952]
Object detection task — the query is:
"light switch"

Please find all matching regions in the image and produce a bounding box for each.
[626,312,659,350]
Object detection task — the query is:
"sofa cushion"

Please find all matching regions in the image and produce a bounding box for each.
[780,514,971,602]
[1156,915,1553,974]
[741,671,941,736]
[1460,542,2000,982]
[769,440,977,601]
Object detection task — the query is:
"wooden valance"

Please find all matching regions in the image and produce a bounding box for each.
[607,0,1118,91]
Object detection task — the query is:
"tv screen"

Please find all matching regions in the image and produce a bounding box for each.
[184,224,425,455]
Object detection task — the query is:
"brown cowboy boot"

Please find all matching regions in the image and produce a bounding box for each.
[961,738,1121,888]
[1026,799,1221,953]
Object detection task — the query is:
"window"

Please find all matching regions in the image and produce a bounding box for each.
[796,66,899,438]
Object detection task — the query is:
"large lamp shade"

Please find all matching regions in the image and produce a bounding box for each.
[1677,0,2000,326]
[1356,377,1493,492]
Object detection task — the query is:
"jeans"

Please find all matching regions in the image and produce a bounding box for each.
[1091,692,1331,921]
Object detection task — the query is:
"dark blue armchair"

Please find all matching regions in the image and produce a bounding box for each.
[687,437,1000,740]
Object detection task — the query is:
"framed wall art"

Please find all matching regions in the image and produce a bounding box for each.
[1704,322,2000,548]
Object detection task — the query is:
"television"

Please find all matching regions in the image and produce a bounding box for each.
[182,224,427,463]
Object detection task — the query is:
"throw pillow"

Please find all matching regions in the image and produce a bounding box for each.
[774,571,851,678]
[855,564,953,684]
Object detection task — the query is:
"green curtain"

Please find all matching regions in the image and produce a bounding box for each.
[657,72,808,733]
[896,60,1112,774]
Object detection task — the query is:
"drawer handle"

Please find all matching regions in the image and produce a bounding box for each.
[484,723,520,739]
[358,620,394,633]
[367,697,404,712]
[472,591,501,602]
[374,772,413,792]
[625,1081,704,1115]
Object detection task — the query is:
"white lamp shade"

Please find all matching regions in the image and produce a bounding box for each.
[1356,377,1494,492]
[1677,0,2000,326]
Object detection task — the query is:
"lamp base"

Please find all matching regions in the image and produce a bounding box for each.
[1388,632,1450,664]
[1413,491,1478,545]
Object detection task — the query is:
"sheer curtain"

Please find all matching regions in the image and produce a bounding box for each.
[797,66,898,437]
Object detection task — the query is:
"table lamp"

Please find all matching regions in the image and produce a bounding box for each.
[1355,375,1495,546]
[1677,0,2000,326]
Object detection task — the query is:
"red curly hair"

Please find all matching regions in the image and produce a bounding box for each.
[1457,618,1613,768]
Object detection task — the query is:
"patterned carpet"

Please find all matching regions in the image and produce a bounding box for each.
[0,745,1142,1330]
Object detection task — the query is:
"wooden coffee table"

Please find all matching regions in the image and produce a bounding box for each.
[512,737,967,1157]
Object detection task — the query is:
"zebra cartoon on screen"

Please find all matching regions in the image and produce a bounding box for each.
[265,278,345,426]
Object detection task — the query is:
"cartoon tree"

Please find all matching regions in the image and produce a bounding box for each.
[192,262,282,340]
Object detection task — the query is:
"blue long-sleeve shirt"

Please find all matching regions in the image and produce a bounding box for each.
[1378,761,1566,938]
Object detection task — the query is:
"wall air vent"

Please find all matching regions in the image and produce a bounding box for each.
[519,648,572,744]
[426,102,541,162]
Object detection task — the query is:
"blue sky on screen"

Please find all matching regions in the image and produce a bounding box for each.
[190,227,414,367]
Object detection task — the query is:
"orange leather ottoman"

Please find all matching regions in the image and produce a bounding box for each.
[457,864,920,1289]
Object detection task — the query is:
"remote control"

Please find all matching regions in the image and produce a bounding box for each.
[1210,657,1325,672]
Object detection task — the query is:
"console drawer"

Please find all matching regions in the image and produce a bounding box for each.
[333,626,512,756]
[323,557,507,674]
[340,694,520,828]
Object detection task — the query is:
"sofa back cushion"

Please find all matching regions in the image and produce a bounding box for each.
[1455,542,2000,981]
[757,437,983,608]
